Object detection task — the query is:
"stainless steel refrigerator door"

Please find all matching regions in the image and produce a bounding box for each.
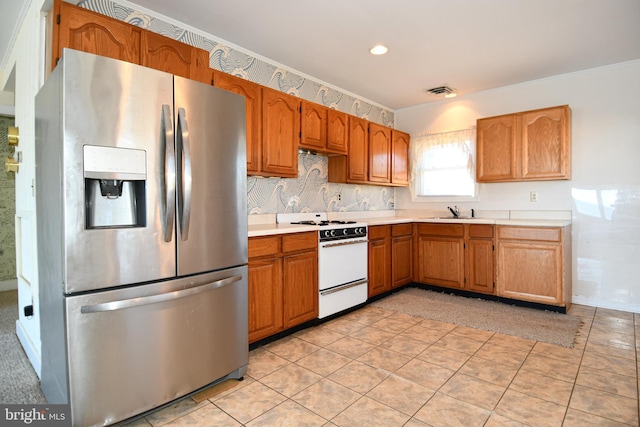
[58,50,177,293]
[64,266,248,427]
[173,76,247,276]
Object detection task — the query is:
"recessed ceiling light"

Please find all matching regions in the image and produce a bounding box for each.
[369,45,388,55]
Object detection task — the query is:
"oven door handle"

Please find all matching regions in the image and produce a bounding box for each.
[320,278,367,296]
[321,239,368,248]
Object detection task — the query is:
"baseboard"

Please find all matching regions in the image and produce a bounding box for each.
[571,296,640,314]
[16,318,42,379]
[0,279,17,291]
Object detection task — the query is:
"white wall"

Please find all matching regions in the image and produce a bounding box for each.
[395,60,640,312]
[1,0,49,376]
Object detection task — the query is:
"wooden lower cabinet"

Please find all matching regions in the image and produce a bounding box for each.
[368,225,392,297]
[248,257,283,342]
[283,250,318,328]
[496,225,571,307]
[414,223,495,294]
[466,224,495,294]
[414,223,465,290]
[391,223,413,288]
[248,232,318,343]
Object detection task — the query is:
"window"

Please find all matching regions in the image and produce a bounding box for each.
[410,128,477,199]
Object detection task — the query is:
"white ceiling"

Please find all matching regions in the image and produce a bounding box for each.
[2,0,640,110]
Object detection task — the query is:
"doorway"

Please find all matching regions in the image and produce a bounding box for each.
[0,115,17,291]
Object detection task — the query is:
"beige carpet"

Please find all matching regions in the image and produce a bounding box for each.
[0,290,47,404]
[371,288,582,348]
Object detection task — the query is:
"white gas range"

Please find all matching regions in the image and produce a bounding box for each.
[276,213,369,319]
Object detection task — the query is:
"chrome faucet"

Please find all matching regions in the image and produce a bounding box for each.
[447,206,459,218]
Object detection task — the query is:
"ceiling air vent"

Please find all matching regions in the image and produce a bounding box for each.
[426,85,456,97]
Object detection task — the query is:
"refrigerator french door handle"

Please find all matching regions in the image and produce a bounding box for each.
[162,104,176,242]
[80,274,243,313]
[177,107,192,241]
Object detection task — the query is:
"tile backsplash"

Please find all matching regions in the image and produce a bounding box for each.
[248,152,394,214]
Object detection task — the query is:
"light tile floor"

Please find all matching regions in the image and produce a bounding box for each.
[125,303,639,426]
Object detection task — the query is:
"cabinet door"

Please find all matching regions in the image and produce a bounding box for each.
[476,114,518,182]
[497,242,562,305]
[369,123,391,183]
[466,239,494,294]
[391,130,409,186]
[55,0,141,69]
[327,109,348,154]
[283,251,318,328]
[213,72,262,174]
[368,236,391,297]
[248,258,283,343]
[416,235,465,289]
[262,88,300,177]
[392,235,413,288]
[300,101,327,151]
[520,106,570,180]
[347,116,369,183]
[140,31,203,80]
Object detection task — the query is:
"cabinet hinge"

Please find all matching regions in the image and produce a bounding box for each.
[463,243,466,249]
[56,14,60,25]
[493,245,495,251]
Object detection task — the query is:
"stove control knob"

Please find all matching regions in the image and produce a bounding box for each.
[343,229,348,235]
[323,230,330,238]
[330,230,336,237]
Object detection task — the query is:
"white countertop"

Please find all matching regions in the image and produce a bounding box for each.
[248,215,571,237]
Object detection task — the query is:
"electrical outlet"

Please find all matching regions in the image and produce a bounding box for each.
[530,191,538,202]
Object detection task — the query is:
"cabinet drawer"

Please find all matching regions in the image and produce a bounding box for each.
[368,225,391,240]
[468,224,494,239]
[249,236,280,258]
[417,223,464,237]
[392,223,413,237]
[498,226,561,242]
[282,232,317,253]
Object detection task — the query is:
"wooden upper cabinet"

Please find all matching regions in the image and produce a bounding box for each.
[477,105,571,182]
[140,31,209,82]
[300,102,349,155]
[347,116,369,183]
[53,0,141,69]
[213,71,263,174]
[391,130,410,186]
[262,88,300,178]
[326,109,348,154]
[521,106,571,180]
[476,114,518,181]
[369,123,391,183]
[300,101,327,152]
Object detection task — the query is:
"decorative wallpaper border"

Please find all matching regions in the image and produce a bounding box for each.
[248,153,394,214]
[78,0,394,126]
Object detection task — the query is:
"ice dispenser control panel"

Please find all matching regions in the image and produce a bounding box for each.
[83,145,147,229]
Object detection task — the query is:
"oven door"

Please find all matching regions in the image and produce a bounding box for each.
[318,237,368,318]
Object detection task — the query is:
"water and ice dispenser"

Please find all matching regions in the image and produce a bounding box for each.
[84,145,147,229]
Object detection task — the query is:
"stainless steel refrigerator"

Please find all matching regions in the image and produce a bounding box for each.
[35,49,248,427]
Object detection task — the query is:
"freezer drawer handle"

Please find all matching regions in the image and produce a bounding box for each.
[162,104,176,242]
[177,108,192,241]
[80,274,243,313]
